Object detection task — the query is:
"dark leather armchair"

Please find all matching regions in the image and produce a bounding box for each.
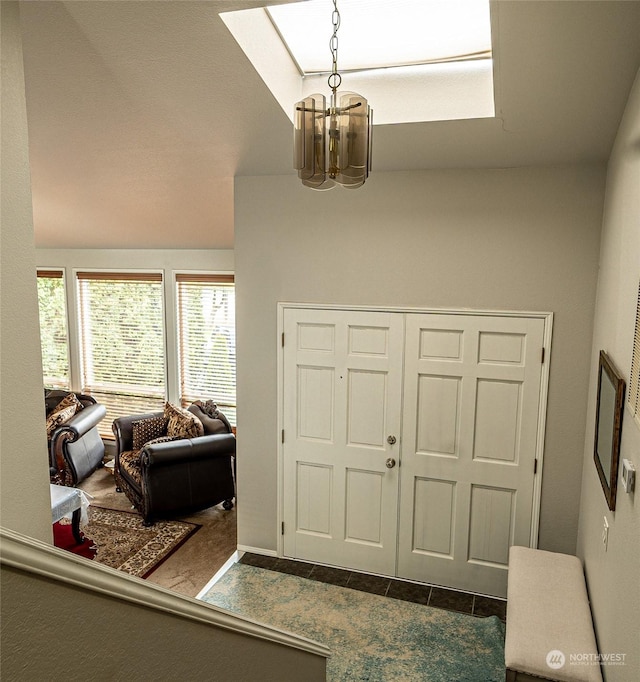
[45,389,106,486]
[112,407,235,525]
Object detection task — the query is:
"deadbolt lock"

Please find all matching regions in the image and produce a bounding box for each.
[387,435,397,445]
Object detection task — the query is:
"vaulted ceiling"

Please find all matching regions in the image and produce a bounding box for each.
[18,1,640,249]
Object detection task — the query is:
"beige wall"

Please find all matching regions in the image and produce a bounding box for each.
[576,68,640,681]
[0,1,52,542]
[1,563,325,682]
[235,164,605,556]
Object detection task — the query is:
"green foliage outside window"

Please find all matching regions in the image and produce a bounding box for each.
[37,275,70,389]
[80,280,165,393]
[178,281,236,424]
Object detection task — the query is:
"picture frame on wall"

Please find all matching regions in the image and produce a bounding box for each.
[594,350,625,511]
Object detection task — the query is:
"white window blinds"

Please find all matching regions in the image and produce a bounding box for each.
[176,274,236,425]
[76,272,166,435]
[37,270,70,390]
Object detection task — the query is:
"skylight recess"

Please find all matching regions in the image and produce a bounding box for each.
[266,0,492,76]
[219,0,496,126]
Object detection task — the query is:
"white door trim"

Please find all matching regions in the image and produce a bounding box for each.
[276,302,553,559]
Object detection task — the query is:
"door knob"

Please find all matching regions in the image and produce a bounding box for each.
[387,435,397,445]
[386,458,396,469]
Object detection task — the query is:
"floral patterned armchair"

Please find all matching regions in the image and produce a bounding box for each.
[111,401,235,525]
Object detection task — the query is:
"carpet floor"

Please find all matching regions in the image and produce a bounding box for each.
[79,465,237,596]
[83,507,200,578]
[201,563,506,682]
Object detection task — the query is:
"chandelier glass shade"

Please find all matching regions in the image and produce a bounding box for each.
[293,2,373,190]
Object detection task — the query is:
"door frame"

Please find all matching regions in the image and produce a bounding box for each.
[276,303,553,563]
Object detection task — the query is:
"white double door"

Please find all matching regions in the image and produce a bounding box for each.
[282,307,546,597]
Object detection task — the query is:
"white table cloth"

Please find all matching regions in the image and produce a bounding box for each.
[50,483,91,526]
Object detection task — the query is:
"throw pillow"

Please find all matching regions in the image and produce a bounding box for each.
[189,401,232,435]
[46,404,77,438]
[199,399,221,419]
[131,416,168,451]
[53,392,84,414]
[164,402,204,440]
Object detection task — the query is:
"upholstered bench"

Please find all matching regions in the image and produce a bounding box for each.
[505,546,602,682]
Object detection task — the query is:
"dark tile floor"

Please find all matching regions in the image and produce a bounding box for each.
[239,553,507,621]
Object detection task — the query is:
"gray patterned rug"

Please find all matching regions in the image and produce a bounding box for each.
[85,507,200,578]
[201,563,505,681]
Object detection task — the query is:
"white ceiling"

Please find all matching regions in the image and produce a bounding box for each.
[18,1,640,250]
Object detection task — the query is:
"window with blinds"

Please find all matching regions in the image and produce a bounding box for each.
[176,274,236,425]
[77,272,166,436]
[37,270,70,390]
[629,280,640,427]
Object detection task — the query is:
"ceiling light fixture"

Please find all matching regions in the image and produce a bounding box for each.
[293,0,372,190]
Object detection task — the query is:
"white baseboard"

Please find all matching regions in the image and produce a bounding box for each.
[196,546,280,599]
[195,550,243,599]
[237,545,278,558]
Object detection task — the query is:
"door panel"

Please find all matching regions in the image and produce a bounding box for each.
[345,468,384,545]
[417,375,461,455]
[347,370,387,447]
[296,463,332,535]
[398,313,544,597]
[473,379,521,462]
[283,308,404,575]
[297,366,334,441]
[413,477,456,557]
[467,484,515,567]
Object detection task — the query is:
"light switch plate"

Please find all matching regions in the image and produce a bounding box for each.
[621,458,635,493]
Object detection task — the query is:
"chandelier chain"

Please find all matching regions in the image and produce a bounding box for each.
[328,0,342,94]
[293,0,371,189]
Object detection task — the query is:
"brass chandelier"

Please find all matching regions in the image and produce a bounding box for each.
[293,0,373,190]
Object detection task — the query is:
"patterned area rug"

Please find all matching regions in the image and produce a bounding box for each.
[201,563,506,681]
[84,507,200,578]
